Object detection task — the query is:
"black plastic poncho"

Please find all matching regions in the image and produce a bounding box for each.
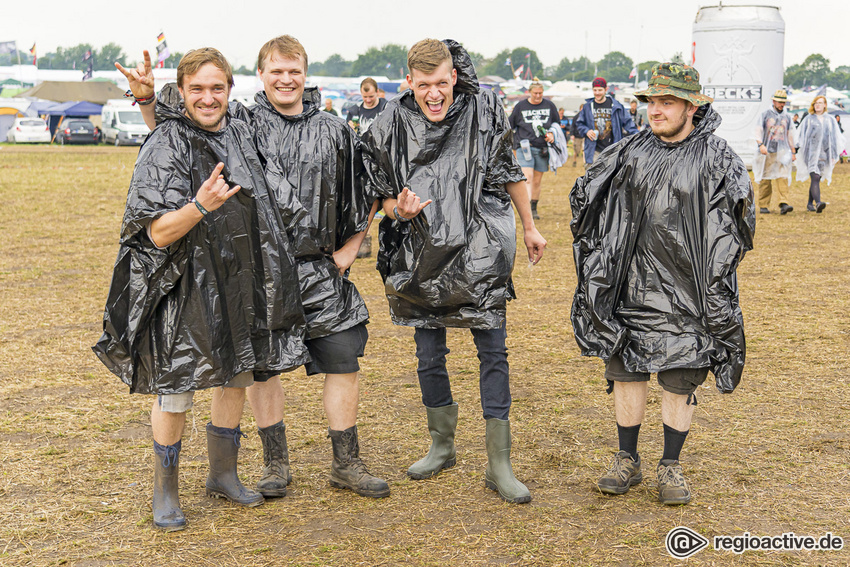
[361,40,525,329]
[241,89,371,339]
[570,105,755,392]
[93,102,308,395]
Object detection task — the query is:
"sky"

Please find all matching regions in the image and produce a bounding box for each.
[5,0,849,73]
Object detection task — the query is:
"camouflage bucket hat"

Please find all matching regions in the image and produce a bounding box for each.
[634,62,713,106]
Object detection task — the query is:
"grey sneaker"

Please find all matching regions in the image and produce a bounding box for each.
[657,460,691,505]
[597,451,642,495]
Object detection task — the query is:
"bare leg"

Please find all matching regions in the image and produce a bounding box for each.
[661,391,695,432]
[210,387,246,429]
[247,377,285,429]
[151,399,185,446]
[324,372,358,431]
[530,170,545,201]
[613,381,648,426]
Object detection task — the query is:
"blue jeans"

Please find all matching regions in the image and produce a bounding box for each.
[413,322,511,420]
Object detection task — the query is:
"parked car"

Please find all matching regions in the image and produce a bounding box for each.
[55,119,99,145]
[101,99,150,146]
[6,117,51,143]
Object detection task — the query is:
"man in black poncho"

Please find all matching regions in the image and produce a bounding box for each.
[94,48,308,530]
[570,63,755,505]
[124,38,388,499]
[361,39,547,504]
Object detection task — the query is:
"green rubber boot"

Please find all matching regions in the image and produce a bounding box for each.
[407,403,458,480]
[484,418,531,504]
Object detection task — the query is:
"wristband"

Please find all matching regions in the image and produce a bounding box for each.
[191,197,209,216]
[393,206,410,222]
[135,95,155,106]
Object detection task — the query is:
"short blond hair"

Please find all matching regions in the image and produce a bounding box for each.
[808,95,828,115]
[407,39,451,74]
[177,48,233,89]
[360,77,378,91]
[257,35,308,72]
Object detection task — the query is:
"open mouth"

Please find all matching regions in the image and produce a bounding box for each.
[426,100,444,114]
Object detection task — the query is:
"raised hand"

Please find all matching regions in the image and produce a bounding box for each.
[195,163,241,212]
[115,50,155,100]
[396,187,432,220]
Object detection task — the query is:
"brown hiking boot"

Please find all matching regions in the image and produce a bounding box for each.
[328,426,390,498]
[597,451,642,495]
[657,460,691,505]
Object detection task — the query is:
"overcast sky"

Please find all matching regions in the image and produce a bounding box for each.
[6,0,849,72]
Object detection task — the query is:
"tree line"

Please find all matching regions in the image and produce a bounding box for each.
[2,43,848,89]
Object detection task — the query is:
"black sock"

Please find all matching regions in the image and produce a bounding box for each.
[617,423,641,460]
[531,200,538,211]
[662,424,689,462]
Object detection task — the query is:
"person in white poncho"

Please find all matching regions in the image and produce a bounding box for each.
[795,95,845,213]
[753,89,796,215]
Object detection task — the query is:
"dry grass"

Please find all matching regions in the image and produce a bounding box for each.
[1,144,848,566]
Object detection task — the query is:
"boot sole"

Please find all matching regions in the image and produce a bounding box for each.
[258,487,287,498]
[597,473,643,495]
[205,489,265,507]
[153,520,187,532]
[484,479,532,504]
[658,493,691,505]
[329,480,390,498]
[407,457,457,480]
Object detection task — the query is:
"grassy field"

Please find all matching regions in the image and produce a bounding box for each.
[1,144,848,566]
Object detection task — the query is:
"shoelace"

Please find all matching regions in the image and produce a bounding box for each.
[160,444,179,468]
[232,426,247,448]
[659,465,686,487]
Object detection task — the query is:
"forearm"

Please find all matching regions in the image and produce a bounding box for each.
[340,200,380,251]
[149,202,204,247]
[140,99,157,130]
[506,181,536,230]
[382,197,400,219]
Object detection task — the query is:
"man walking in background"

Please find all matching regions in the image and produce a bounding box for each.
[575,77,637,165]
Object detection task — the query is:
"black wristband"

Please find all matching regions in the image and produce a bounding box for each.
[393,206,410,222]
[191,197,209,216]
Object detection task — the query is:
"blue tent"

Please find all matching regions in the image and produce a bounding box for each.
[40,101,103,135]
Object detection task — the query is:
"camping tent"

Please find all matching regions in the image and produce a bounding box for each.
[38,100,103,135]
[19,81,125,104]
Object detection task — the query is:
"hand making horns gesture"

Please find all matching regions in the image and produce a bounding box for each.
[196,163,241,213]
[115,50,155,100]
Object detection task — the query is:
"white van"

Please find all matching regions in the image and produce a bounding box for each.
[101,99,150,146]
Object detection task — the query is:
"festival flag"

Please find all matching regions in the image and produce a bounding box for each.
[0,40,15,54]
[155,31,170,68]
[505,57,511,66]
[29,43,36,65]
[524,52,530,59]
[385,62,392,69]
[513,64,524,78]
[629,66,637,79]
[82,49,93,81]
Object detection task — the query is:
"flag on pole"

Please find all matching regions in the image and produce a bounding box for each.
[82,49,93,81]
[156,31,170,68]
[513,65,524,78]
[505,57,511,66]
[0,41,16,54]
[524,52,530,59]
[29,43,36,65]
[629,66,637,79]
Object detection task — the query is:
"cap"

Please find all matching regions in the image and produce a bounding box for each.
[592,77,607,89]
[633,62,713,106]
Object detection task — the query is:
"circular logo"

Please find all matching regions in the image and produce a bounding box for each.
[666,526,709,559]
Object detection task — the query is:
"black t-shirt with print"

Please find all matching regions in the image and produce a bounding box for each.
[591,97,614,151]
[346,98,387,134]
[509,98,560,149]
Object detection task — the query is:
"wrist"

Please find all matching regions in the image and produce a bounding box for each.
[393,206,411,222]
[191,197,209,216]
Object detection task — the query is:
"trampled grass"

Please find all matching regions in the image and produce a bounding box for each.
[1,145,848,566]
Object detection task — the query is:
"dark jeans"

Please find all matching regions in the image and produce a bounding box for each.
[413,322,511,420]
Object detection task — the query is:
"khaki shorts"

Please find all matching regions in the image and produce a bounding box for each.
[157,371,254,413]
[605,356,709,396]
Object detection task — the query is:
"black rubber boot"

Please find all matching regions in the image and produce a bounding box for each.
[407,403,458,480]
[152,440,186,531]
[530,200,541,220]
[328,426,390,498]
[205,423,264,507]
[256,421,292,498]
[484,418,531,504]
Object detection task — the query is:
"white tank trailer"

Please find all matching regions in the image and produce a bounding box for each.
[692,4,785,167]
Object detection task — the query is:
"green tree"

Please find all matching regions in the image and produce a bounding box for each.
[597,51,634,82]
[312,54,353,76]
[351,44,408,79]
[97,43,126,71]
[478,48,544,80]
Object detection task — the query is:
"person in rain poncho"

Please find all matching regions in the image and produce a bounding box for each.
[95,48,309,530]
[570,63,755,506]
[795,95,845,213]
[753,89,796,215]
[126,37,388,500]
[361,39,547,504]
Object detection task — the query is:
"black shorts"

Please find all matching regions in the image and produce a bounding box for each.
[605,356,709,396]
[304,323,368,376]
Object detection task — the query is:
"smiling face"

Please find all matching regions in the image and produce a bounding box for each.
[407,60,457,122]
[593,86,607,103]
[259,51,306,115]
[178,62,230,132]
[646,95,697,143]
